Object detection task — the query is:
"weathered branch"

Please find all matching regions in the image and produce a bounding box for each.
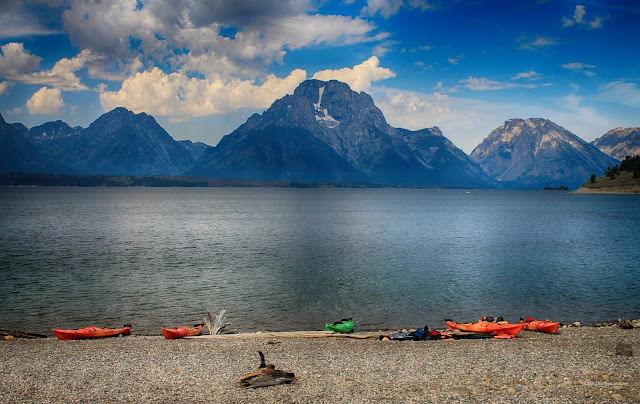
[203,308,229,335]
[203,309,213,335]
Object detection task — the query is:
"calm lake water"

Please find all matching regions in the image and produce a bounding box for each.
[1,187,639,335]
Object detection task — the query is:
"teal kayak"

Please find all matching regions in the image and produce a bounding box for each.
[325,318,354,333]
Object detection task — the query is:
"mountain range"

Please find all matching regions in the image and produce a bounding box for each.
[1,79,638,189]
[189,80,495,188]
[2,108,207,176]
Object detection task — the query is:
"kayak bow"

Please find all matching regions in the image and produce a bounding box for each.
[520,318,559,334]
[161,324,204,339]
[325,318,354,333]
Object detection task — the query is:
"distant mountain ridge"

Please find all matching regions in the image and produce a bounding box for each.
[5,108,203,176]
[25,120,83,145]
[190,79,495,188]
[1,80,635,189]
[591,127,640,160]
[23,120,84,172]
[470,118,618,189]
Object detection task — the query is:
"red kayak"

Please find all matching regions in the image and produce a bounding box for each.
[161,324,204,339]
[520,318,559,334]
[446,320,523,336]
[52,325,131,340]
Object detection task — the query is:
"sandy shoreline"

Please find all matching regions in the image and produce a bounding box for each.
[1,326,638,403]
[573,186,640,194]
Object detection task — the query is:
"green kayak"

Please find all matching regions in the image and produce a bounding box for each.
[325,318,354,333]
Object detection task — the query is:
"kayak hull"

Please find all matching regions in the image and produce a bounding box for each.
[446,320,522,336]
[521,320,559,334]
[161,325,203,339]
[52,326,131,340]
[325,320,354,333]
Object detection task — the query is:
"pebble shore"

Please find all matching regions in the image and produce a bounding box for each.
[1,326,638,403]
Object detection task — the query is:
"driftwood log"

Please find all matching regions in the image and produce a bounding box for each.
[203,308,230,335]
[204,308,230,335]
[0,329,47,339]
[188,331,379,339]
[238,351,297,388]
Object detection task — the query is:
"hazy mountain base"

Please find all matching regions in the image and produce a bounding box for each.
[575,171,640,194]
[0,172,394,188]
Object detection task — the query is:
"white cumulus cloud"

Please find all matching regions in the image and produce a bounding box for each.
[563,5,605,29]
[62,0,382,75]
[101,55,396,120]
[0,44,104,90]
[0,42,42,78]
[62,0,165,59]
[19,49,102,91]
[311,56,395,92]
[26,87,65,115]
[99,67,307,122]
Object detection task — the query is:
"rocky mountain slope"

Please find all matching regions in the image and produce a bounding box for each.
[26,120,83,145]
[23,120,84,171]
[65,108,195,175]
[0,113,41,173]
[591,127,640,160]
[11,122,28,136]
[22,108,196,176]
[190,79,495,188]
[178,140,213,162]
[470,118,618,189]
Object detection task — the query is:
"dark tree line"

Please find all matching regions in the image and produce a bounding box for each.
[620,155,640,178]
[0,172,110,186]
[602,155,640,180]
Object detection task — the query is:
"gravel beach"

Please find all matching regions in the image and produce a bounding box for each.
[1,326,638,403]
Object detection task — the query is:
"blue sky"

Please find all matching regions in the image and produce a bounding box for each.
[1,0,638,153]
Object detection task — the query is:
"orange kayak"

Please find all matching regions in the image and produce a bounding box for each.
[446,320,523,335]
[520,318,559,334]
[161,325,204,339]
[52,325,131,340]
